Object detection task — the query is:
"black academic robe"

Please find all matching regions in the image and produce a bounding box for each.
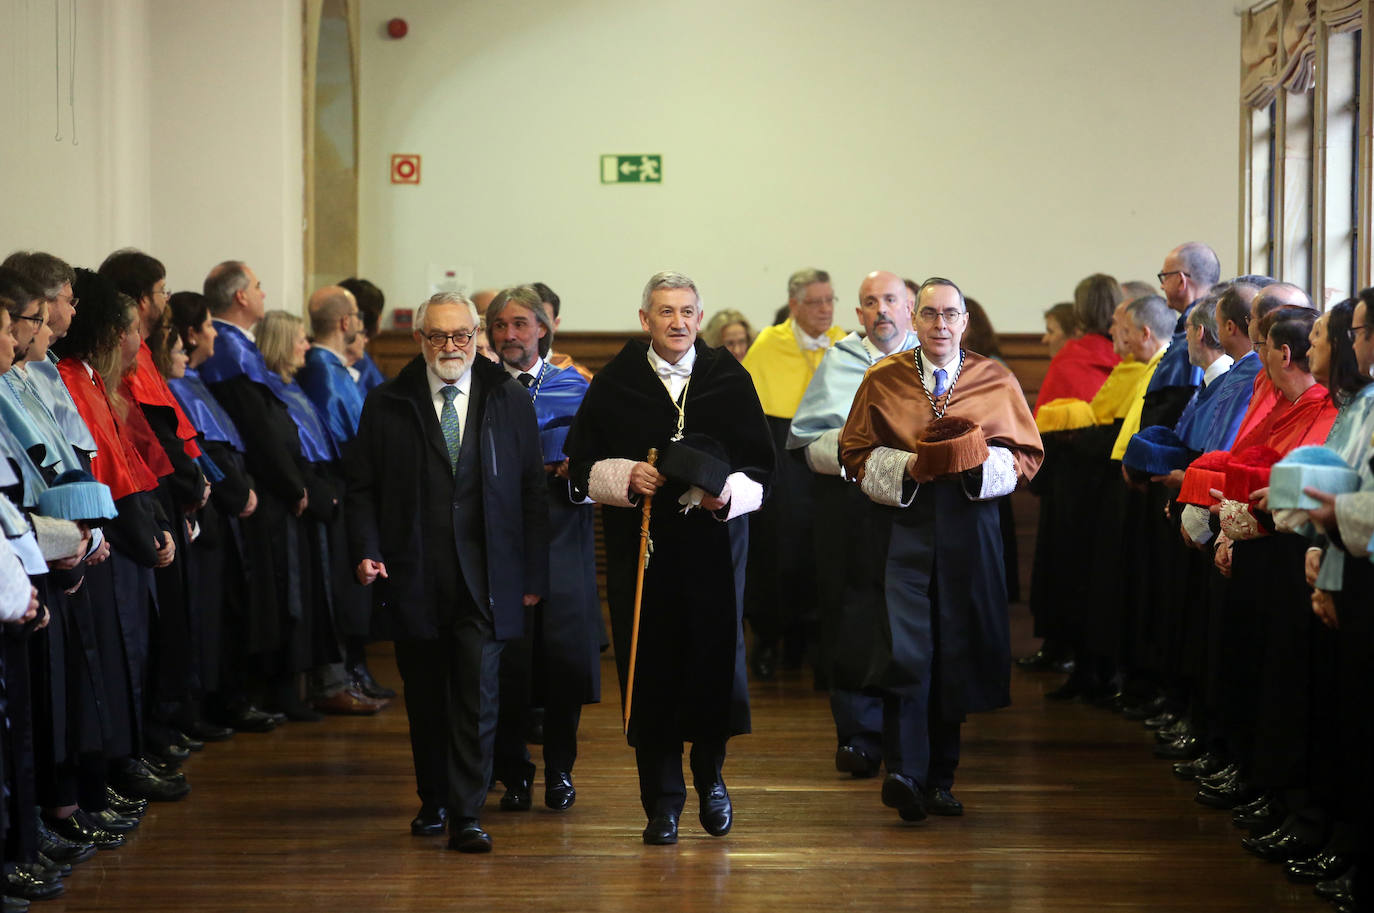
[566,340,773,746]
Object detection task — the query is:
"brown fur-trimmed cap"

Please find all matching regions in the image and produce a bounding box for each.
[917,416,989,477]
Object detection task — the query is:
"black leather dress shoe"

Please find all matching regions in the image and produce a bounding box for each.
[642,814,678,846]
[1241,826,1322,863]
[34,853,69,879]
[545,771,576,811]
[174,730,205,752]
[925,786,964,816]
[111,758,191,802]
[1153,735,1201,760]
[1314,867,1355,900]
[1198,763,1238,789]
[499,777,533,812]
[146,742,192,764]
[36,819,94,866]
[1231,795,1280,830]
[139,755,185,778]
[834,745,881,778]
[1173,752,1227,781]
[448,821,492,853]
[1016,647,1056,669]
[1125,695,1170,721]
[3,867,62,902]
[410,805,447,836]
[1285,850,1353,883]
[186,719,235,741]
[348,662,397,701]
[881,773,927,822]
[2,894,29,913]
[1155,719,1191,743]
[42,813,124,851]
[105,786,148,817]
[1142,711,1177,730]
[698,782,732,836]
[1195,773,1256,810]
[79,808,138,834]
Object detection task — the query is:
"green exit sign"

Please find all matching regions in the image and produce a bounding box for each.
[601,154,662,183]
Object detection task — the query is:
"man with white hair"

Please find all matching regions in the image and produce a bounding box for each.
[345,291,549,854]
[566,270,773,846]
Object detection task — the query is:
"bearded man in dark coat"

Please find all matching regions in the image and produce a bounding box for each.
[345,292,548,854]
[565,271,773,846]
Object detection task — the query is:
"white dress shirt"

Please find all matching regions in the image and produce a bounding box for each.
[792,322,833,352]
[1202,354,1234,388]
[646,344,696,402]
[917,346,962,395]
[503,356,545,387]
[427,362,473,443]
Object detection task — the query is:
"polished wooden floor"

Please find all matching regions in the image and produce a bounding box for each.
[42,605,1332,913]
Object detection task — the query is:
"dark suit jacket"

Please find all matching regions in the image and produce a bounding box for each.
[345,354,549,641]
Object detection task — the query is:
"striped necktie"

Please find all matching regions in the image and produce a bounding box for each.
[440,385,461,470]
[933,368,949,398]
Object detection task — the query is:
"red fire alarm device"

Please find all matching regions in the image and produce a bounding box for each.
[391,154,420,185]
[387,17,408,38]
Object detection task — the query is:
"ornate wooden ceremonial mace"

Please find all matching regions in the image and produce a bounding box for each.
[623,447,657,734]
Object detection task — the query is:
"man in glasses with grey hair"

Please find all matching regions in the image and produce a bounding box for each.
[346,291,548,854]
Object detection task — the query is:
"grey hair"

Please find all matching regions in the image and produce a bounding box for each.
[416,291,479,330]
[2,251,75,299]
[1175,242,1221,289]
[1125,294,1176,341]
[203,260,250,315]
[787,268,831,302]
[1187,292,1223,350]
[640,271,701,314]
[486,285,554,358]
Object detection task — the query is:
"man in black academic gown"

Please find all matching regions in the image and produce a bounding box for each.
[345,292,548,853]
[565,270,773,846]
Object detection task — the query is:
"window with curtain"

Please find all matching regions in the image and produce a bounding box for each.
[1240,0,1365,303]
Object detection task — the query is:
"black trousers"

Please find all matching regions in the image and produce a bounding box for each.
[829,689,882,758]
[393,614,503,822]
[634,736,727,819]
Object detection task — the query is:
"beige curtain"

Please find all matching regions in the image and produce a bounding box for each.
[1243,3,1283,108]
[1279,0,1317,93]
[1316,0,1363,31]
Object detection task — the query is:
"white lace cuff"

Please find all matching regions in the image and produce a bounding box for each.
[860,447,917,507]
[1335,491,1374,558]
[715,472,763,521]
[970,446,1018,500]
[588,458,638,508]
[1181,504,1215,546]
[803,429,842,476]
[1218,499,1263,541]
[30,514,82,562]
[0,537,31,621]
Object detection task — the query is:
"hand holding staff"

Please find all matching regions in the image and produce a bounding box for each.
[624,447,659,734]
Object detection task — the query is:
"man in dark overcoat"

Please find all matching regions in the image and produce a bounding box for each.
[345,292,548,853]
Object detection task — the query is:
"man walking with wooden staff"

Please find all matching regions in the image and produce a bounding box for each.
[566,271,773,846]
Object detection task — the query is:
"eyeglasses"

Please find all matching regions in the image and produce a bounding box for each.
[423,329,477,348]
[154,288,171,300]
[50,294,78,308]
[1350,324,1369,342]
[13,314,44,327]
[917,308,966,326]
[1157,270,1191,283]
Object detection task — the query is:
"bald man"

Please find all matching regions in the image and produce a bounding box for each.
[298,285,394,708]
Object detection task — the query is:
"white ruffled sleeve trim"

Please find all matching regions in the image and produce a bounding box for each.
[803,428,843,476]
[1181,504,1215,547]
[587,458,638,508]
[716,473,764,521]
[1335,491,1374,558]
[970,446,1018,500]
[860,447,918,507]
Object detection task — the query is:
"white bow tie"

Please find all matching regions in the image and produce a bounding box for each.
[799,336,831,352]
[656,361,692,379]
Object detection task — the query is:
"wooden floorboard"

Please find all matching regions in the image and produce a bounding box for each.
[42,601,1327,913]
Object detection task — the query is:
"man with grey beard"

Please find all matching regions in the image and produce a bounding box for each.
[346,291,549,853]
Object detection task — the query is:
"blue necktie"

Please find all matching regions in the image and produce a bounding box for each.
[440,385,461,470]
[933,368,949,398]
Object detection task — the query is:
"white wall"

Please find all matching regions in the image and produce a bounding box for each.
[356,0,1245,333]
[0,0,303,309]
